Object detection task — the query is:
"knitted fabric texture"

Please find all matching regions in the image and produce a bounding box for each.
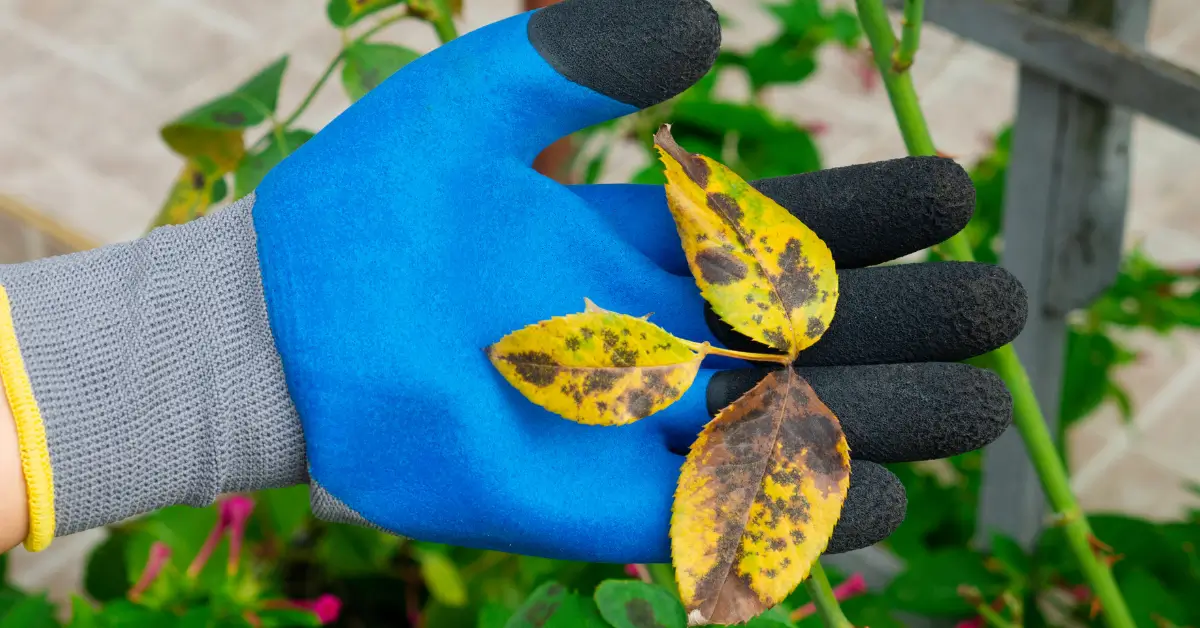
[0,196,311,536]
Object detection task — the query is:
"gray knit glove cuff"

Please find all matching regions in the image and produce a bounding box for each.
[0,194,309,539]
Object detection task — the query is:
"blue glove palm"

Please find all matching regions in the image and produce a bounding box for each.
[255,1,730,562]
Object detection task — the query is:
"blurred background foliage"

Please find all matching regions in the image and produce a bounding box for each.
[3,0,1200,626]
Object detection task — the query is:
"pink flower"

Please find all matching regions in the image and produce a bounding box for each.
[955,619,985,628]
[222,495,255,575]
[293,595,343,625]
[129,542,172,601]
[187,494,256,578]
[623,564,652,583]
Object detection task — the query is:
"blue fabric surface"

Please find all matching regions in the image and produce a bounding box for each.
[253,11,736,563]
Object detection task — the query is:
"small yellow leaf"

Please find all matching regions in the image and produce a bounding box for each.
[151,160,219,228]
[672,367,851,626]
[583,297,652,320]
[654,125,838,359]
[486,310,702,425]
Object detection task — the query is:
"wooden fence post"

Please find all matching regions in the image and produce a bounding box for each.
[975,0,1150,549]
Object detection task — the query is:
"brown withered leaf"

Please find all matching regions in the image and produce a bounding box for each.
[671,367,851,626]
[654,124,839,359]
[486,308,702,426]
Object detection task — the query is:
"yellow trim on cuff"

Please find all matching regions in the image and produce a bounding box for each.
[0,285,55,551]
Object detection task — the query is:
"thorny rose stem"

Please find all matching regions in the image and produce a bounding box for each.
[853,1,1136,627]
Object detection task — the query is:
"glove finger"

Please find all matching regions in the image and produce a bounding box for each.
[827,460,907,554]
[373,0,719,165]
[699,363,1012,463]
[570,155,974,275]
[707,261,1027,366]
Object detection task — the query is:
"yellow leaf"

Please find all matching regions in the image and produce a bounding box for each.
[654,125,838,359]
[150,160,218,229]
[486,310,703,425]
[671,367,851,626]
[583,297,652,320]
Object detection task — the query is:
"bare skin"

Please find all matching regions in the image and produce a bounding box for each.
[0,378,28,552]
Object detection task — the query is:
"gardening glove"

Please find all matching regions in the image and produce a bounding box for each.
[0,0,1026,563]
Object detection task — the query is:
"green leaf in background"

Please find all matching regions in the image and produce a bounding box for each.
[742,39,818,90]
[838,594,906,628]
[415,547,469,608]
[210,176,229,205]
[341,42,420,101]
[477,603,513,628]
[84,529,132,602]
[89,601,174,627]
[988,533,1029,580]
[829,9,863,46]
[0,594,58,628]
[885,549,1006,616]
[1119,568,1188,628]
[253,485,313,544]
[327,0,404,27]
[503,581,606,628]
[234,130,316,198]
[594,580,685,628]
[766,0,821,36]
[316,523,402,577]
[65,597,97,628]
[0,553,5,583]
[160,56,289,168]
[255,608,324,627]
[1060,329,1137,430]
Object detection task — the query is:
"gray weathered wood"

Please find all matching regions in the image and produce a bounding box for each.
[883,0,1200,140]
[975,0,1148,549]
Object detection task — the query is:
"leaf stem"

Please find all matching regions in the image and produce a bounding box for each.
[852,1,1136,627]
[973,599,1019,628]
[684,341,793,365]
[804,561,854,628]
[893,0,923,72]
[281,52,343,130]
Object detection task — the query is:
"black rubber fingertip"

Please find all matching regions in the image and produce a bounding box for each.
[708,262,1029,365]
[752,156,974,268]
[827,461,906,554]
[527,0,720,109]
[801,363,1013,462]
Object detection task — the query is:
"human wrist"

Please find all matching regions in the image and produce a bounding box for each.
[0,195,309,548]
[0,375,29,551]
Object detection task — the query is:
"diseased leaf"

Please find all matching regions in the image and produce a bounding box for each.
[151,159,220,228]
[672,367,850,626]
[654,124,837,359]
[486,310,702,426]
[327,0,404,27]
[584,297,651,320]
[234,129,315,198]
[595,580,686,628]
[160,57,288,168]
[505,582,607,628]
[341,42,420,101]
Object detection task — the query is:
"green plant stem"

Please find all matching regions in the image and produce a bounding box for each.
[973,600,1018,628]
[281,52,343,130]
[852,1,1136,628]
[893,0,923,72]
[804,561,853,628]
